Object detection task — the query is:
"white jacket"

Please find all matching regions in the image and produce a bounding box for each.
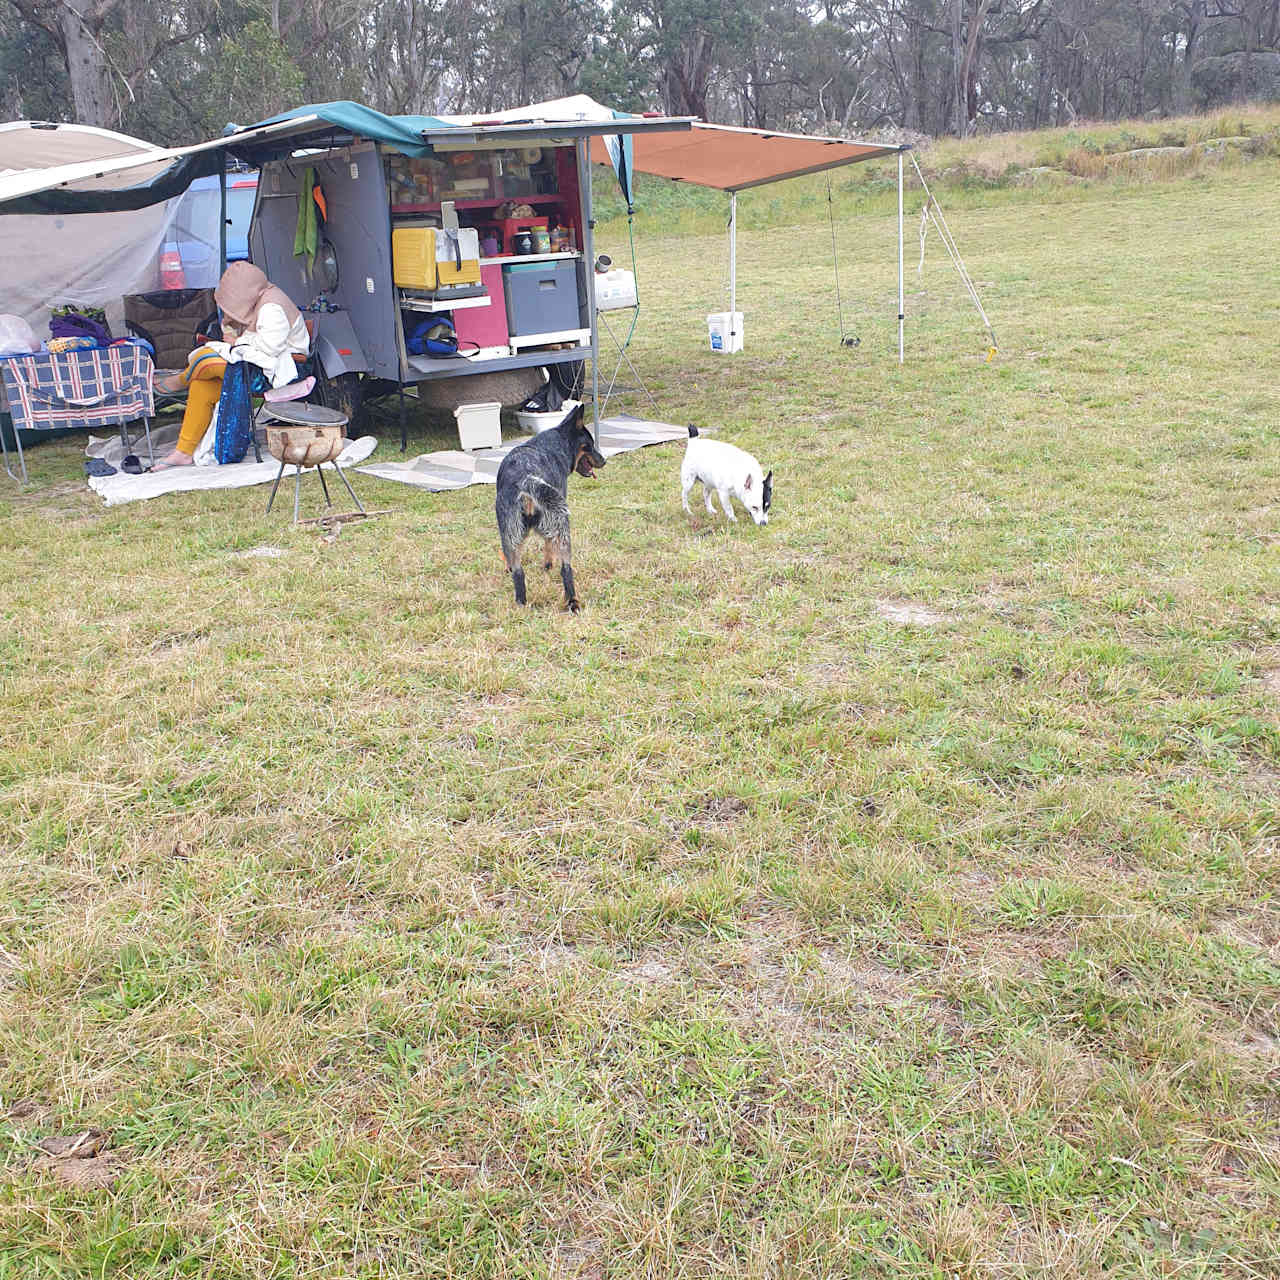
[209,302,309,388]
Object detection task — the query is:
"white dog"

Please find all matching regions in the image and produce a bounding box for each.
[681,427,773,525]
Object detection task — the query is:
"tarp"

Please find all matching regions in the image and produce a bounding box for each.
[0,100,682,214]
[0,122,181,330]
[248,101,450,158]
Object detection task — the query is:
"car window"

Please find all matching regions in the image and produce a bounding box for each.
[172,185,257,253]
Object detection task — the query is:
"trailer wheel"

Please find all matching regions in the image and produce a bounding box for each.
[315,370,363,428]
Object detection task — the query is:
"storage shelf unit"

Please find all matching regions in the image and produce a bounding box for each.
[399,292,493,313]
[390,194,565,215]
[509,328,591,351]
[479,252,580,266]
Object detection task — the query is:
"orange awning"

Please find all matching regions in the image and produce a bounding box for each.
[590,121,903,193]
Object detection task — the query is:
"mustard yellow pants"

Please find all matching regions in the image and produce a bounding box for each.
[175,348,227,455]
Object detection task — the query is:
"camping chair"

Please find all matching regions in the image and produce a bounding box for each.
[150,314,324,463]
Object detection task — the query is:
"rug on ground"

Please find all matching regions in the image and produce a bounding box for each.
[354,416,689,492]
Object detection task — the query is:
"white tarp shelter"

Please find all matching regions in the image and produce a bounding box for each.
[0,121,188,331]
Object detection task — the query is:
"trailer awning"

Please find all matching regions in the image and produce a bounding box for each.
[589,120,905,194]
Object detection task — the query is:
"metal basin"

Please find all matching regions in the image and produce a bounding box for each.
[265,424,345,468]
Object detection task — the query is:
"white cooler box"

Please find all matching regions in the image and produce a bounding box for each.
[707,311,744,353]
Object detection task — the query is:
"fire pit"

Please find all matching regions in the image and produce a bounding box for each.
[261,401,365,522]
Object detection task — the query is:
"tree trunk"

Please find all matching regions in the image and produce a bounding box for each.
[58,0,115,127]
[1172,5,1202,115]
[951,0,964,134]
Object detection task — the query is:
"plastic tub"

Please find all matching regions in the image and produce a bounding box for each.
[707,311,744,353]
[453,401,503,451]
[516,399,579,435]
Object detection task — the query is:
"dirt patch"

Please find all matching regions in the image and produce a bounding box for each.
[694,795,748,825]
[876,598,948,626]
[532,944,586,974]
[618,957,674,986]
[30,1130,120,1191]
[1261,665,1280,699]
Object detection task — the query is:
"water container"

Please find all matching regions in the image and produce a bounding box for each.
[707,311,744,353]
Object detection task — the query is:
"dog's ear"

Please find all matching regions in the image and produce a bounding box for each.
[763,471,773,511]
[744,473,752,491]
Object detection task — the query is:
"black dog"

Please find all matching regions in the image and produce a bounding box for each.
[495,402,606,612]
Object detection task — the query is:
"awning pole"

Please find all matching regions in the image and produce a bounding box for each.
[897,151,904,364]
[577,138,600,435]
[729,191,737,330]
[219,158,228,276]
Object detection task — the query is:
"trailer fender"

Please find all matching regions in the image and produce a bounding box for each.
[311,311,371,377]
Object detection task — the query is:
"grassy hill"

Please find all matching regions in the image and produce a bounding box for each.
[1,110,1277,1278]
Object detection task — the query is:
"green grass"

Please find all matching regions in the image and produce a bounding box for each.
[1,124,1278,1277]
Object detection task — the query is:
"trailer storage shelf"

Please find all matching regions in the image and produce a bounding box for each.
[399,293,494,313]
[479,252,580,266]
[406,346,585,381]
[509,328,590,351]
[389,195,565,215]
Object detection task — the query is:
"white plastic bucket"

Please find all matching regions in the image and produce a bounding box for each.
[516,399,579,435]
[707,311,744,353]
[453,401,502,451]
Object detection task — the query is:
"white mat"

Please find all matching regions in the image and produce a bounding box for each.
[86,426,379,507]
[356,415,688,493]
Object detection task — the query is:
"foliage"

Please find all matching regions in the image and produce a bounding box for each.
[4,0,1280,141]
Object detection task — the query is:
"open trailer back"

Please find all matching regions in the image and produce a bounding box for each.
[242,110,691,443]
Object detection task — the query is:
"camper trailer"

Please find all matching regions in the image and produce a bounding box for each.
[240,106,691,441]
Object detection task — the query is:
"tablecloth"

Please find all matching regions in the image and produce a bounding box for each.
[0,345,154,434]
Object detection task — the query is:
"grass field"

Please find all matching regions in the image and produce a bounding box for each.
[1,123,1278,1277]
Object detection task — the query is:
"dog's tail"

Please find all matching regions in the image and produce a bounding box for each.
[517,475,566,519]
[687,424,699,438]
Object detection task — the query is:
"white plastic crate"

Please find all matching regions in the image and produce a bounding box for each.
[453,401,502,451]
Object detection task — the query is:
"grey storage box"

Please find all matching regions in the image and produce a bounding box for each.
[503,259,582,336]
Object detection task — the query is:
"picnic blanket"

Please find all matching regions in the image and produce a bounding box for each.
[0,345,154,433]
[85,423,379,506]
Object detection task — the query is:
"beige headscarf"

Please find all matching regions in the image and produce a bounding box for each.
[214,261,301,331]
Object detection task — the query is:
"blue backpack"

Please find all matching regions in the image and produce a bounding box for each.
[406,315,479,358]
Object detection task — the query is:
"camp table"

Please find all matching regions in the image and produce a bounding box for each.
[0,344,156,483]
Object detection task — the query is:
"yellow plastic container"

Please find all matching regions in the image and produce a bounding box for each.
[392,225,438,290]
